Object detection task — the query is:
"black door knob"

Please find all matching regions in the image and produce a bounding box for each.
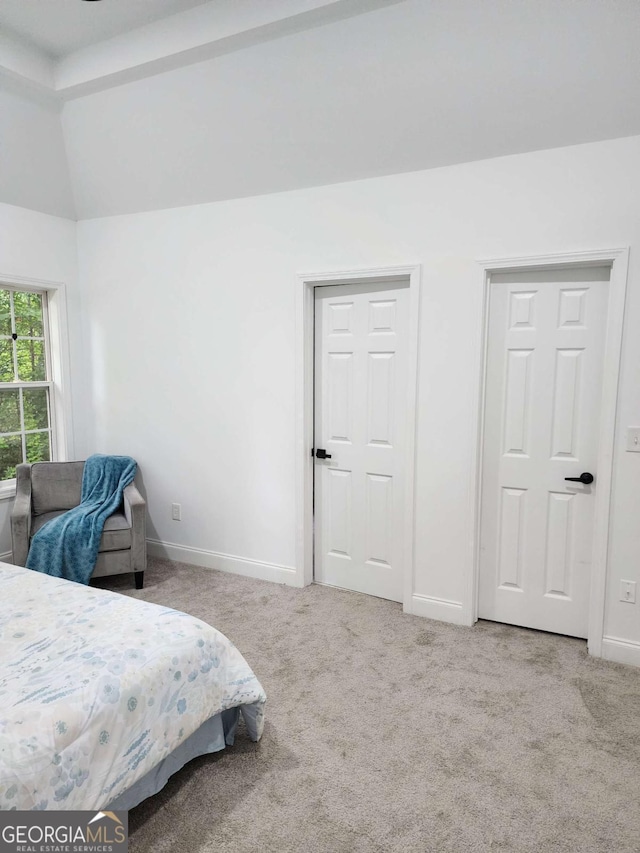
[565,472,594,485]
[315,448,332,459]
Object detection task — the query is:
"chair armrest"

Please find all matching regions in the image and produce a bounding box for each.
[11,464,32,566]
[123,482,146,572]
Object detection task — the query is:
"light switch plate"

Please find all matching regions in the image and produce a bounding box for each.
[626,427,640,452]
[620,580,637,604]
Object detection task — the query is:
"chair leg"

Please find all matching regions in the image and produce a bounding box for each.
[134,571,144,590]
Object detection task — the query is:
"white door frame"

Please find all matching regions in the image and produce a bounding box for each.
[466,249,630,656]
[295,265,421,611]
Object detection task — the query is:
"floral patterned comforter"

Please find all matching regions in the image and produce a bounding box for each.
[0,563,266,810]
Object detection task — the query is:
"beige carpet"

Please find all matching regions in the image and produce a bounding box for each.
[103,558,640,853]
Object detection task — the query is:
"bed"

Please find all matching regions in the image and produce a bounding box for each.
[0,562,266,811]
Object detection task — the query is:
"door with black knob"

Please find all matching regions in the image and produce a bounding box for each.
[479,265,609,638]
[313,280,410,602]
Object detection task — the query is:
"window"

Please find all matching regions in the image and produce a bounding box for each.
[0,286,55,482]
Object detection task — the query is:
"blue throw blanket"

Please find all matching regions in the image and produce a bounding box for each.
[26,454,137,584]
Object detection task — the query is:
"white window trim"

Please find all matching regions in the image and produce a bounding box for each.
[0,274,75,500]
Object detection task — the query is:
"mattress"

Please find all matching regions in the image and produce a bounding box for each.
[0,563,266,810]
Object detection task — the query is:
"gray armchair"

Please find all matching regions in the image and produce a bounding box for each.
[11,461,146,589]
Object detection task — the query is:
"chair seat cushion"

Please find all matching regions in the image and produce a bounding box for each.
[30,511,132,553]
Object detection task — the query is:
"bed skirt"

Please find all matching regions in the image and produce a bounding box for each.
[106,701,263,811]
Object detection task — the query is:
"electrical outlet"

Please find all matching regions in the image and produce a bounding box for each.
[171,503,181,521]
[620,580,636,604]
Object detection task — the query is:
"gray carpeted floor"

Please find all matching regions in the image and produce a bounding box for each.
[103,558,640,853]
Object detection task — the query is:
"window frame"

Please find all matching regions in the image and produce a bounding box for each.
[0,275,74,500]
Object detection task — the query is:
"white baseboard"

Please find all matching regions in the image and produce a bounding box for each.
[146,538,300,587]
[406,593,470,626]
[601,635,640,668]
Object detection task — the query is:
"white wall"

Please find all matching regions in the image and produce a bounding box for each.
[0,85,75,219]
[76,135,640,660]
[0,202,82,554]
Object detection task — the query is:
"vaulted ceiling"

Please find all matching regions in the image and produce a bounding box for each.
[1,0,640,220]
[0,0,209,57]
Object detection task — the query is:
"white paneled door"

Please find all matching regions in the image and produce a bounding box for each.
[314,281,409,602]
[479,267,610,638]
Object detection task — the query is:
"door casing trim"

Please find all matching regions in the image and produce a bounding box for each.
[295,265,421,612]
[467,249,630,656]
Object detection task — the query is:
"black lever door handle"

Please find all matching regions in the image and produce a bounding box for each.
[565,472,594,485]
[315,448,332,459]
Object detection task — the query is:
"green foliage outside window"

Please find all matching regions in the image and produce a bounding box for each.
[0,288,52,481]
